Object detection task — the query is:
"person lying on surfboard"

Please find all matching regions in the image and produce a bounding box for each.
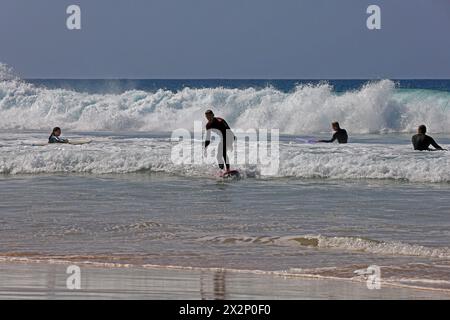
[204,109,236,172]
[48,127,69,144]
[317,121,348,144]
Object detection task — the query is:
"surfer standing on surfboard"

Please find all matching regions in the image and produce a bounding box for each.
[204,110,236,172]
[48,127,69,144]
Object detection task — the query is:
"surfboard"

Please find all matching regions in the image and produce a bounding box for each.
[296,138,317,144]
[219,170,241,179]
[30,139,92,146]
[68,139,92,145]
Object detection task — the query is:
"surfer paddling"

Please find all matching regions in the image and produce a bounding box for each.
[204,110,236,172]
[412,125,446,151]
[317,122,348,144]
[48,127,69,144]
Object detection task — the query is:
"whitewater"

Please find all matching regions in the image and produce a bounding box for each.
[0,134,449,183]
[1,67,450,182]
[1,73,450,134]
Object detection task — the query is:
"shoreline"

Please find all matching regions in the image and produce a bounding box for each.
[1,261,449,300]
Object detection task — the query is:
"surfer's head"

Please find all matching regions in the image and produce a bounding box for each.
[331,122,340,131]
[418,125,427,134]
[205,109,214,122]
[51,127,61,137]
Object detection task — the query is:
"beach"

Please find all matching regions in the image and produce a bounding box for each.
[1,262,449,300]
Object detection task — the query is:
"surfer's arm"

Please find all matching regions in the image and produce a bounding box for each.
[49,136,69,144]
[56,137,69,143]
[204,128,211,148]
[318,134,336,143]
[430,138,443,150]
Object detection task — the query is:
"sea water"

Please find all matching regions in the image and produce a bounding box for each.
[1,70,450,292]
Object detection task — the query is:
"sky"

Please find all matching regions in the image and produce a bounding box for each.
[0,0,449,79]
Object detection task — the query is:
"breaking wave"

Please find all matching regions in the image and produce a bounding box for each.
[1,66,450,133]
[199,235,450,259]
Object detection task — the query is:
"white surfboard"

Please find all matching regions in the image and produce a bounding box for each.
[68,139,92,145]
[31,139,92,146]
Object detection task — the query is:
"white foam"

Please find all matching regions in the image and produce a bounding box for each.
[311,235,450,258]
[277,143,450,183]
[1,137,449,182]
[1,74,450,133]
[0,63,18,81]
[199,235,450,258]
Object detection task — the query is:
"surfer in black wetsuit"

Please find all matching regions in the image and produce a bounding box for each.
[48,127,69,144]
[204,110,235,171]
[318,122,348,144]
[412,125,445,151]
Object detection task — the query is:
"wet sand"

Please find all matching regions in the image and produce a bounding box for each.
[0,262,449,300]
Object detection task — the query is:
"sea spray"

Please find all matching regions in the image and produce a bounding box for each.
[1,76,450,133]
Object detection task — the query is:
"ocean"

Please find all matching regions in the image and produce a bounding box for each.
[1,73,450,294]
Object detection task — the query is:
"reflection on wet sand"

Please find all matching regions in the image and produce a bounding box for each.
[200,270,226,300]
[1,263,448,300]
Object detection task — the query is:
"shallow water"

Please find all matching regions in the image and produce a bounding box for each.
[1,132,449,292]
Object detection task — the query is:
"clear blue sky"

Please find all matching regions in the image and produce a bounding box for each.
[1,0,449,79]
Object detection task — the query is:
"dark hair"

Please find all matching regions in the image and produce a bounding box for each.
[205,109,214,116]
[332,121,340,128]
[49,127,61,139]
[418,125,427,134]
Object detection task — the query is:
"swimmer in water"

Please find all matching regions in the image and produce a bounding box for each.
[412,125,446,151]
[48,127,69,144]
[317,122,348,144]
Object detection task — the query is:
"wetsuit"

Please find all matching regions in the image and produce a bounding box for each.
[319,128,348,144]
[412,134,443,151]
[49,135,68,144]
[205,117,235,170]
